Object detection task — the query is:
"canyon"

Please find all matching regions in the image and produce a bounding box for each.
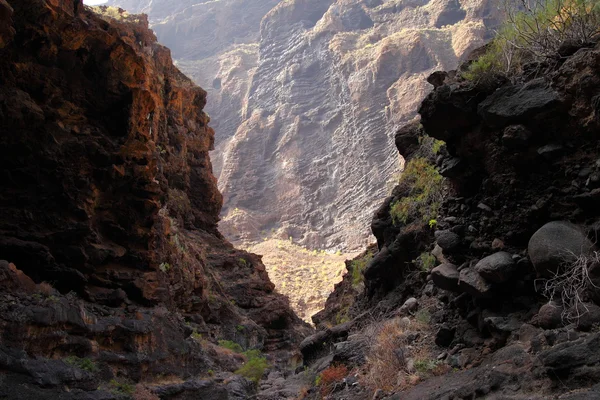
[104,0,503,251]
[2,0,600,399]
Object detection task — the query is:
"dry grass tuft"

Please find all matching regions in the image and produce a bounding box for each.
[133,384,160,400]
[317,365,349,396]
[363,318,407,392]
[361,309,445,395]
[38,282,54,296]
[539,251,600,323]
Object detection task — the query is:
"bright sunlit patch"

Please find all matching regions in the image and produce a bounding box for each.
[83,0,108,5]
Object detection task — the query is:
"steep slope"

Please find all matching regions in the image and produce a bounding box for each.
[298,39,600,399]
[0,1,309,398]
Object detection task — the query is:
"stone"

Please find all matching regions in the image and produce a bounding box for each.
[400,297,419,314]
[537,302,564,329]
[478,78,561,128]
[491,238,505,249]
[484,317,523,333]
[474,252,516,283]
[528,221,596,276]
[435,325,456,347]
[431,244,448,264]
[502,124,532,148]
[431,263,460,291]
[477,203,492,212]
[573,303,600,331]
[458,268,492,298]
[537,143,564,158]
[435,230,461,252]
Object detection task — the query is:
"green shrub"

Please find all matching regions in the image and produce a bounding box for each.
[350,252,374,286]
[465,0,600,80]
[64,356,97,372]
[415,309,431,325]
[390,157,443,226]
[109,379,135,396]
[159,262,171,273]
[414,358,439,373]
[416,252,437,271]
[191,331,203,341]
[235,350,268,383]
[218,340,243,353]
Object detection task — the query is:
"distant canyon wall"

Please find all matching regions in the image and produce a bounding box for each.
[106,0,502,250]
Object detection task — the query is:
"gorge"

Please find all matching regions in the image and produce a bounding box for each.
[2,0,600,399]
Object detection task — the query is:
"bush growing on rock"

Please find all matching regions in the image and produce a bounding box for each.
[464,0,600,81]
[350,251,374,286]
[390,157,443,226]
[235,350,269,383]
[218,340,244,353]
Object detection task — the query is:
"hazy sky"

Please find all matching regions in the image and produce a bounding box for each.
[83,0,108,4]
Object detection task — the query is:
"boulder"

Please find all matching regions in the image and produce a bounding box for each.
[458,268,492,298]
[400,297,419,314]
[572,303,600,331]
[474,252,516,283]
[431,263,459,291]
[435,230,461,252]
[537,302,564,329]
[528,221,596,276]
[478,78,560,128]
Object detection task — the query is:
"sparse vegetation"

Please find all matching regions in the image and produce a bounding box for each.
[350,251,374,286]
[316,365,348,396]
[540,251,600,323]
[416,252,437,271]
[235,349,269,383]
[64,356,97,372]
[362,314,446,393]
[414,358,439,374]
[159,262,171,273]
[109,379,135,396]
[464,0,600,81]
[38,282,54,296]
[415,309,432,325]
[390,157,443,226]
[218,340,244,353]
[246,239,353,324]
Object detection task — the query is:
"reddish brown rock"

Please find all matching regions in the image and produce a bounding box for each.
[0,1,309,397]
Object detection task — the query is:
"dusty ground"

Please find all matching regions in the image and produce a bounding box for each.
[246,239,359,324]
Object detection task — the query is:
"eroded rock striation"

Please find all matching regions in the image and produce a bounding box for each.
[0,1,309,398]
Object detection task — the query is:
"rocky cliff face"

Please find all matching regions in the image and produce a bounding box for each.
[215,0,503,250]
[103,0,281,175]
[300,38,600,399]
[0,1,309,398]
[104,0,502,251]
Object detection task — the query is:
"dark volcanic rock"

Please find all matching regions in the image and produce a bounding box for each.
[434,230,461,252]
[473,252,516,283]
[478,78,561,128]
[458,268,491,298]
[431,263,459,291]
[537,302,564,329]
[528,221,596,276]
[0,0,310,397]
